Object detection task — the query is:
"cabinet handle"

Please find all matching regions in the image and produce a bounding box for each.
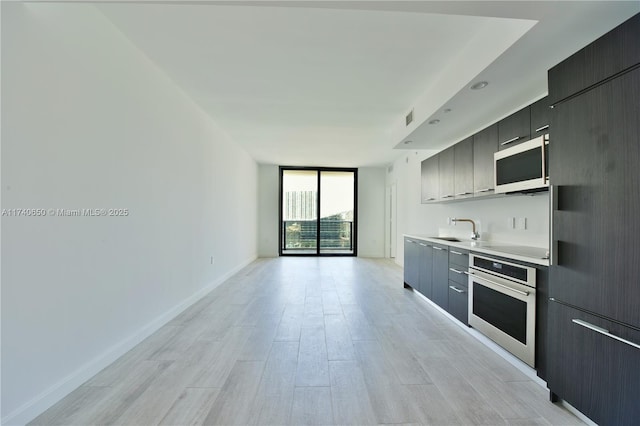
[535,124,550,133]
[449,285,466,294]
[424,197,436,201]
[418,243,427,247]
[432,246,445,251]
[550,185,557,266]
[541,135,548,185]
[475,188,494,193]
[449,268,464,274]
[468,272,529,296]
[450,250,464,256]
[455,192,472,196]
[501,136,521,146]
[572,319,640,350]
[406,239,415,243]
[441,194,455,199]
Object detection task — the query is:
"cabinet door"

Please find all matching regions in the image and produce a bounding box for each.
[548,301,640,426]
[438,147,455,200]
[448,249,469,325]
[530,96,550,138]
[448,281,469,325]
[498,106,531,150]
[448,248,469,269]
[454,137,473,199]
[550,67,640,329]
[403,238,419,289]
[548,14,640,105]
[431,244,449,309]
[418,243,433,299]
[421,155,439,203]
[473,124,498,196]
[534,266,549,381]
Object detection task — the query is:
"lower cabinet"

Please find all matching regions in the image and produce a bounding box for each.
[431,244,450,310]
[448,250,469,325]
[403,238,419,290]
[448,280,469,325]
[418,242,433,299]
[404,240,466,318]
[404,239,550,390]
[548,300,640,426]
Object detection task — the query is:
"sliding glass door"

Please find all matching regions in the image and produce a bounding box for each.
[281,169,318,253]
[280,167,357,256]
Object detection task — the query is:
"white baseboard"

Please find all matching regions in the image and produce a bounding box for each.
[1,255,257,426]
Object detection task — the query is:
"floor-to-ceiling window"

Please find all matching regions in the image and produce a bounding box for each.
[279,167,357,256]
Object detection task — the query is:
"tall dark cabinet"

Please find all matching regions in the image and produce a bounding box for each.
[547,13,640,426]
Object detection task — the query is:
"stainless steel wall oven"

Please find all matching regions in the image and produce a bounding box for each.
[468,254,537,367]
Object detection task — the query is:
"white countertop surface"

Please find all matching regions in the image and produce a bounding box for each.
[404,234,550,267]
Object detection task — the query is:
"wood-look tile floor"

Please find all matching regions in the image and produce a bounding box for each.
[31,257,583,426]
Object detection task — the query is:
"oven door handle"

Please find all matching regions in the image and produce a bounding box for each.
[468,271,530,296]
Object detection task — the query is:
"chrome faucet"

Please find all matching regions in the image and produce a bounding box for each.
[451,218,479,240]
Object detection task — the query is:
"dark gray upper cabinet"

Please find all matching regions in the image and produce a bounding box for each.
[547,14,640,105]
[472,123,498,196]
[498,106,531,150]
[454,137,473,199]
[438,147,455,200]
[421,155,439,203]
[529,96,550,137]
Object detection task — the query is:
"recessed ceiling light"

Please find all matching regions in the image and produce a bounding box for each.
[443,108,452,113]
[428,119,440,125]
[470,81,489,90]
[404,140,413,145]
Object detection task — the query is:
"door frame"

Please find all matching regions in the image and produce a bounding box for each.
[389,182,397,258]
[279,166,358,257]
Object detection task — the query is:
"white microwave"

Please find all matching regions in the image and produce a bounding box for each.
[494,135,549,194]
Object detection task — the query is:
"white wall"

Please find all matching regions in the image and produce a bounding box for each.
[357,167,386,257]
[1,4,257,424]
[258,164,279,257]
[387,150,549,266]
[256,165,385,258]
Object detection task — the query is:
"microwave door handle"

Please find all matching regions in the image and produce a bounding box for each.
[501,136,521,146]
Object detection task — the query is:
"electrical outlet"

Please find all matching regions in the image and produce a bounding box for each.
[446,217,452,225]
[508,217,515,229]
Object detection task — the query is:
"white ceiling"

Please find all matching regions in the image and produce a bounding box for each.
[95,1,640,167]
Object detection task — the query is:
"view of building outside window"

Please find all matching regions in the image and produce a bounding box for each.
[282,169,354,254]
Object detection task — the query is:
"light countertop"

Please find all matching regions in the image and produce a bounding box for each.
[404,234,549,267]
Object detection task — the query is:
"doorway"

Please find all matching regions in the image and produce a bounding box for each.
[279,167,357,256]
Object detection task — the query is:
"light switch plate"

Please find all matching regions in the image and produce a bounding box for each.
[517,217,527,230]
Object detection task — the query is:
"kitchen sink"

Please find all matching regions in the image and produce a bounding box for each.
[431,237,462,242]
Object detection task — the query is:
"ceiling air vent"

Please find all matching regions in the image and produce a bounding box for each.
[405,109,413,126]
